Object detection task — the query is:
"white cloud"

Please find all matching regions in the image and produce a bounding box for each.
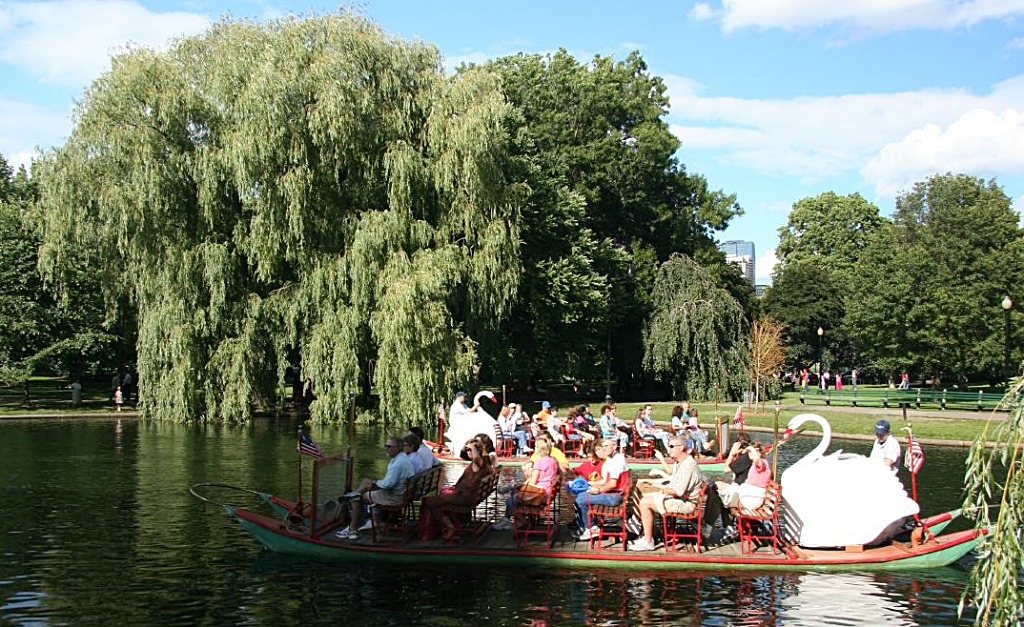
[689,2,715,21]
[863,109,1024,197]
[706,0,1024,33]
[756,247,778,284]
[0,0,209,86]
[0,97,70,170]
[664,73,1024,198]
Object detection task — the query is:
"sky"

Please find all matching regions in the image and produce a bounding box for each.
[2,0,1024,284]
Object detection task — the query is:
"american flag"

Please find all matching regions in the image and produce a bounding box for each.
[905,432,924,475]
[297,428,325,459]
[733,404,744,429]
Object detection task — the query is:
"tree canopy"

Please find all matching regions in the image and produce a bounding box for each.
[844,174,1023,383]
[643,254,747,401]
[35,13,519,422]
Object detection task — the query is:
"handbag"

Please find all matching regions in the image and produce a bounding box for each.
[517,483,548,506]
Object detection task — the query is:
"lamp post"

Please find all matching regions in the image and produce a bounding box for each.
[1002,296,1013,382]
[817,326,824,390]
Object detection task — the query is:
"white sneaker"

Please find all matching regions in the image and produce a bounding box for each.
[491,518,513,530]
[578,526,600,541]
[335,527,357,540]
[357,519,374,532]
[629,538,656,551]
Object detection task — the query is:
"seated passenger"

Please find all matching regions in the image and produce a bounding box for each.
[670,405,687,435]
[408,426,440,468]
[498,405,530,455]
[575,437,628,541]
[629,435,703,551]
[492,438,560,530]
[421,438,496,540]
[598,404,630,452]
[403,433,426,474]
[717,442,772,510]
[336,435,415,540]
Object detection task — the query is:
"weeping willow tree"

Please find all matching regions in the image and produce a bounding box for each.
[34,12,519,423]
[643,254,748,401]
[961,375,1024,627]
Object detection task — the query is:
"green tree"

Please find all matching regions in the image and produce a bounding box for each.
[477,50,741,388]
[35,13,518,423]
[0,154,116,402]
[643,254,748,401]
[846,174,1023,384]
[776,191,884,279]
[760,260,845,370]
[962,376,1023,627]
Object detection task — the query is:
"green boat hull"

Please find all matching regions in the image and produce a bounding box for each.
[228,505,986,573]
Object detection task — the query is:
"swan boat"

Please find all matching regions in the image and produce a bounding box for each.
[193,433,987,572]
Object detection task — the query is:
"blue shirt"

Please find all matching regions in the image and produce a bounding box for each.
[378,453,416,493]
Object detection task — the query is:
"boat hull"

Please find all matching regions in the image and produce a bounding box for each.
[228,504,985,572]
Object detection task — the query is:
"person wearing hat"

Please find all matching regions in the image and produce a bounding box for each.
[449,390,479,422]
[534,400,553,429]
[628,435,705,551]
[870,419,901,474]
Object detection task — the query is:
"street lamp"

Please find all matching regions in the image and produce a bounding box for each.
[1002,296,1013,382]
[817,326,824,389]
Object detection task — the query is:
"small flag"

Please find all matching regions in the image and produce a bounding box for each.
[733,404,744,429]
[297,429,325,459]
[905,433,924,474]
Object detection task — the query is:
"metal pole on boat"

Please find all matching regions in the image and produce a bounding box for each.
[772,400,781,479]
[296,426,304,509]
[345,396,356,493]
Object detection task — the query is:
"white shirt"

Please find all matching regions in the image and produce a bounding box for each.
[870,435,901,474]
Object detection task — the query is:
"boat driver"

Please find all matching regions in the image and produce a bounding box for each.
[869,419,901,475]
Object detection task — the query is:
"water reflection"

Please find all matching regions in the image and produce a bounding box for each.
[0,418,979,627]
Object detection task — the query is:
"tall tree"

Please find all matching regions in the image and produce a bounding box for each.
[845,174,1023,383]
[35,13,519,423]
[477,50,742,387]
[0,154,116,401]
[747,316,786,407]
[776,191,884,279]
[760,260,845,370]
[643,254,748,401]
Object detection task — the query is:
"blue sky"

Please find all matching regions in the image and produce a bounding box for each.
[2,0,1023,283]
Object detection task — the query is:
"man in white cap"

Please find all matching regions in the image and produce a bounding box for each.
[870,419,901,474]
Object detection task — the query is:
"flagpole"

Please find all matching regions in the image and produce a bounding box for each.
[772,400,780,479]
[345,397,356,494]
[296,426,304,510]
[907,425,918,504]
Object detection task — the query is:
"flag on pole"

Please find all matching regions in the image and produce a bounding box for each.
[905,432,924,474]
[297,428,325,459]
[733,404,744,429]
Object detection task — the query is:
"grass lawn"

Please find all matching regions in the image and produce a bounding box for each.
[613,398,1005,445]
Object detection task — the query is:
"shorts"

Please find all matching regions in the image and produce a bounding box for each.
[365,489,404,507]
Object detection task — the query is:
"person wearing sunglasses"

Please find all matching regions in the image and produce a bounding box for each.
[628,435,704,551]
[336,435,416,540]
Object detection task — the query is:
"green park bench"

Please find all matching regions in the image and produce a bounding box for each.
[798,387,1007,412]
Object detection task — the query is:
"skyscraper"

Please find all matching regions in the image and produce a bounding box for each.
[718,240,755,285]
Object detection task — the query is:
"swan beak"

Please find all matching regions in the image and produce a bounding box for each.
[781,428,794,441]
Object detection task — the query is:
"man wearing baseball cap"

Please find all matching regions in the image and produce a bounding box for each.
[869,419,901,475]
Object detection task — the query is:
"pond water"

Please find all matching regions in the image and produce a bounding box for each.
[0,417,980,627]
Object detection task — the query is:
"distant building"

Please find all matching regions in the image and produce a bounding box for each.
[718,240,755,285]
[755,284,768,298]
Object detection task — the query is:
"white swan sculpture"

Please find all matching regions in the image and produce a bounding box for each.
[779,413,919,548]
[444,390,498,451]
